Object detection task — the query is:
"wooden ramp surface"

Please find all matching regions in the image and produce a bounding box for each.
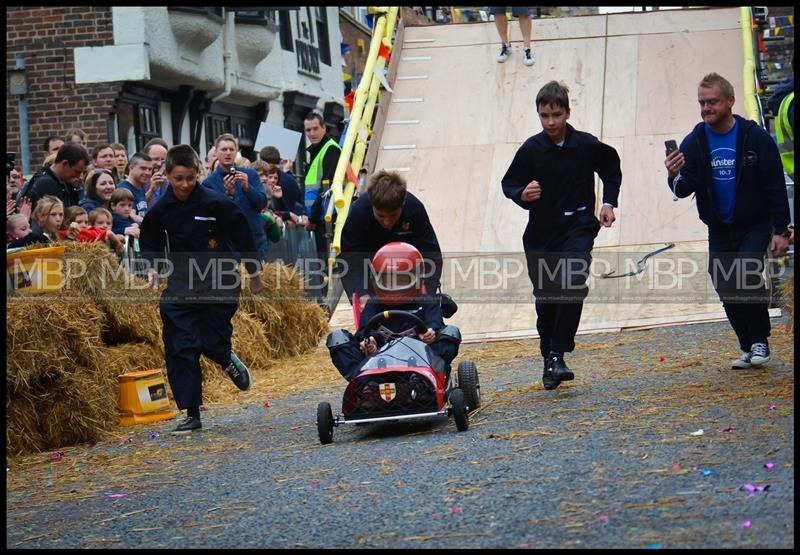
[333,8,768,342]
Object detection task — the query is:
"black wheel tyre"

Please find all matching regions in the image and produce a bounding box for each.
[450,388,469,432]
[457,360,481,410]
[317,402,334,444]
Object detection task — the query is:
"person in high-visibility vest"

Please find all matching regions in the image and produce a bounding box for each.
[775,91,794,179]
[767,73,793,179]
[303,111,342,303]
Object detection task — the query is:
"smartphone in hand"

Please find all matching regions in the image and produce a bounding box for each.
[664,139,678,156]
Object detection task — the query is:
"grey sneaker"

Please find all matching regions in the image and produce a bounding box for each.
[222,352,251,390]
[523,48,535,66]
[171,415,202,435]
[749,342,770,366]
[497,43,510,63]
[731,351,752,369]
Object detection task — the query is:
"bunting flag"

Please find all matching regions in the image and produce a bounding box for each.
[373,64,393,93]
[345,164,358,187]
[377,40,392,62]
[340,42,350,56]
[343,72,352,82]
[344,90,356,114]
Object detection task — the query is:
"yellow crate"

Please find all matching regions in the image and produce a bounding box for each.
[6,245,66,293]
[118,369,175,426]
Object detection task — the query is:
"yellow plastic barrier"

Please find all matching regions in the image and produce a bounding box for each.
[740,6,761,123]
[6,245,65,294]
[118,369,175,426]
[329,7,399,260]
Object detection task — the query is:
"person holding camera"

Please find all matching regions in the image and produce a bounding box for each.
[664,73,790,370]
[117,152,155,218]
[143,138,169,209]
[201,133,269,261]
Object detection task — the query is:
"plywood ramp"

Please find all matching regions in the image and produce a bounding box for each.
[333,8,764,342]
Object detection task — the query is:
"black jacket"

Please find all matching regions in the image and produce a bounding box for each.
[669,115,790,235]
[139,184,260,300]
[502,124,621,241]
[340,191,443,298]
[355,296,445,346]
[26,167,80,209]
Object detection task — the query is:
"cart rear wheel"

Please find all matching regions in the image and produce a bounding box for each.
[317,402,334,444]
[457,360,481,410]
[450,388,469,432]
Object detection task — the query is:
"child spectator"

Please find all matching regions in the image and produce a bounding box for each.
[31,195,65,242]
[7,213,31,241]
[58,205,120,250]
[88,207,124,253]
[110,188,140,239]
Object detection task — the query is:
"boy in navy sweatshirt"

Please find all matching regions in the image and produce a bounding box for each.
[501,80,621,390]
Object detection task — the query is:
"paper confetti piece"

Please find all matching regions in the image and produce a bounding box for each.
[689,429,704,436]
[449,505,461,514]
[645,544,661,550]
[51,450,66,462]
[659,356,665,362]
[741,520,752,529]
[719,426,734,433]
[263,402,270,409]
[763,462,775,469]
[105,493,128,499]
[769,404,777,411]
[599,514,609,522]
[701,469,714,476]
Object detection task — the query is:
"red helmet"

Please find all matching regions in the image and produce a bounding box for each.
[371,242,423,305]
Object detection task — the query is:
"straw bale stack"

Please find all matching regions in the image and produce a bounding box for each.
[6,293,106,394]
[6,244,329,456]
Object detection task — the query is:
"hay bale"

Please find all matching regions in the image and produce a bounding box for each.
[6,392,46,457]
[6,293,107,394]
[239,261,329,357]
[270,302,330,358]
[199,311,276,404]
[37,361,119,450]
[101,342,165,376]
[101,287,163,346]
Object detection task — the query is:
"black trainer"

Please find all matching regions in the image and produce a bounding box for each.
[547,353,574,382]
[222,352,251,391]
[171,415,202,434]
[542,367,560,390]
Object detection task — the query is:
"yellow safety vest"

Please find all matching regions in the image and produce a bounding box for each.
[775,91,794,179]
[304,138,341,214]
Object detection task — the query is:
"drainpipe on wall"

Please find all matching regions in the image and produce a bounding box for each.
[15,55,31,176]
[211,10,235,103]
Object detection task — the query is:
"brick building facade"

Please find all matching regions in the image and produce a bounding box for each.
[6,6,122,168]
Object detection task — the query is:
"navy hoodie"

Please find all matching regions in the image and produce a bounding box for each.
[668,114,790,235]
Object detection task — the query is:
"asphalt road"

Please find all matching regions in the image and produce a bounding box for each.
[6,318,794,549]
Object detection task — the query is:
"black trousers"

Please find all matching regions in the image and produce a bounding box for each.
[330,335,459,381]
[160,299,238,409]
[707,220,773,351]
[524,214,600,358]
[307,227,330,302]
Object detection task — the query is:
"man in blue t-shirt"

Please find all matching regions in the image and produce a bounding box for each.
[664,72,790,371]
[117,152,155,218]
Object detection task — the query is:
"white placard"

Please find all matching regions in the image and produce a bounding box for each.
[254,121,303,160]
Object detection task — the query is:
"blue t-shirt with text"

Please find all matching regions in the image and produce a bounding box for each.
[705,120,737,223]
